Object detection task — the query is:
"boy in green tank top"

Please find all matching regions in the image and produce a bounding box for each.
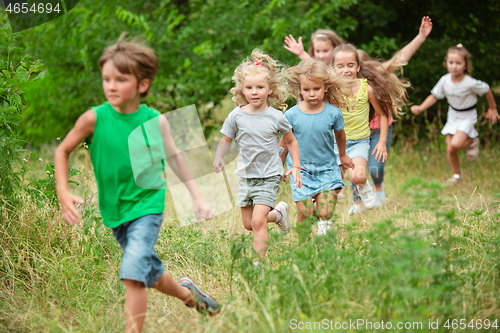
[55,33,220,332]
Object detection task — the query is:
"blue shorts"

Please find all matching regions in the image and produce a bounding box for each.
[290,168,344,202]
[334,137,370,165]
[112,213,165,288]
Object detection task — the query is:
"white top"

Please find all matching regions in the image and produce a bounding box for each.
[431,73,489,110]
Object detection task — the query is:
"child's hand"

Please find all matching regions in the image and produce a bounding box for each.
[284,35,305,57]
[212,156,225,173]
[59,192,84,226]
[486,107,499,125]
[339,154,355,170]
[372,143,388,163]
[192,197,215,222]
[283,167,302,188]
[419,16,433,39]
[411,105,422,115]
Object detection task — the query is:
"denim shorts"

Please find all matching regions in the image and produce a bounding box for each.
[334,136,371,165]
[238,175,281,208]
[112,213,165,288]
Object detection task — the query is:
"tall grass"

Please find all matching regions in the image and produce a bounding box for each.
[1,145,499,332]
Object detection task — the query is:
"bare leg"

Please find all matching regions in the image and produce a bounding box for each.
[123,279,148,333]
[314,191,337,220]
[152,272,194,305]
[295,198,314,222]
[446,132,472,176]
[251,204,272,258]
[349,157,368,208]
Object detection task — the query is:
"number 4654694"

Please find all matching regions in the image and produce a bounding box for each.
[6,2,61,14]
[443,319,498,330]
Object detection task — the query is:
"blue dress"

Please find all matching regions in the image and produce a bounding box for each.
[285,103,345,201]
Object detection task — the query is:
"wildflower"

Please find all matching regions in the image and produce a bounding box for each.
[39,158,43,162]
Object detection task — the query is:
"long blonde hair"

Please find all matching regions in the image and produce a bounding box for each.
[230,49,287,111]
[286,58,352,110]
[332,44,410,119]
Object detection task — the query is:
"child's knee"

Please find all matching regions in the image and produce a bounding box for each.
[351,174,367,186]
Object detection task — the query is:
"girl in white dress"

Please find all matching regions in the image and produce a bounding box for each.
[411,44,499,183]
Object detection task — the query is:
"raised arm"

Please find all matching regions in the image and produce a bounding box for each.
[383,16,433,70]
[55,109,96,225]
[284,34,312,61]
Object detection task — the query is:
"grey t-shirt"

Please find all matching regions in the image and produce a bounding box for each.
[220,106,291,178]
[431,73,489,110]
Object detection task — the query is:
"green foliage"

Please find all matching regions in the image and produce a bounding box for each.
[0,23,45,205]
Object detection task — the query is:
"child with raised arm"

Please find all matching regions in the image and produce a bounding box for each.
[331,44,389,213]
[279,59,354,235]
[411,44,499,184]
[55,34,220,333]
[212,49,302,262]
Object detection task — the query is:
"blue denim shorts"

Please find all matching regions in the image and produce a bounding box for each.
[238,176,281,208]
[334,137,371,165]
[112,214,165,288]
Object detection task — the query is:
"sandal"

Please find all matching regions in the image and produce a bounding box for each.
[466,138,479,162]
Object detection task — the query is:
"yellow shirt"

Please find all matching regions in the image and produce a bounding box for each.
[341,79,370,140]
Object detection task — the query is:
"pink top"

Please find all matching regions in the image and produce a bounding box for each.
[370,113,393,130]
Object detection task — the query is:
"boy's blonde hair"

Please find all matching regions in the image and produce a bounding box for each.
[98,32,159,97]
[286,58,352,110]
[230,49,287,111]
[308,29,344,57]
[445,44,473,75]
[332,44,410,119]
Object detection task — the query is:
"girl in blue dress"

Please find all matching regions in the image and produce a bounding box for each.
[280,59,354,234]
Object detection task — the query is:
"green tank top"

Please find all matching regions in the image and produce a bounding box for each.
[89,102,166,228]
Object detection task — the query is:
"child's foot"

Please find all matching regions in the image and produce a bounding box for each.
[274,202,290,233]
[467,138,479,162]
[356,181,376,209]
[178,276,221,316]
[348,204,363,215]
[446,174,461,184]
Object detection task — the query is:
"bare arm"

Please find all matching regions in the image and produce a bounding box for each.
[485,89,499,125]
[334,129,354,170]
[410,94,438,115]
[284,34,312,61]
[368,85,388,162]
[279,135,288,166]
[383,16,433,70]
[55,109,96,225]
[160,116,214,221]
[212,135,233,173]
[282,130,302,188]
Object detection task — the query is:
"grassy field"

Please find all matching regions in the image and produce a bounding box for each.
[1,142,499,333]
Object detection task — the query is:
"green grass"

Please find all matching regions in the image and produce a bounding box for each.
[1,144,499,332]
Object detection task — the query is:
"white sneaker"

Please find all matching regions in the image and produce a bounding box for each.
[317,220,327,236]
[274,202,290,233]
[356,181,376,209]
[348,204,362,215]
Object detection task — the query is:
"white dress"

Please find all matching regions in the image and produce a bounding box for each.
[431,73,489,138]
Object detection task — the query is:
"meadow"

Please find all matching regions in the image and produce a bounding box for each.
[1,141,499,333]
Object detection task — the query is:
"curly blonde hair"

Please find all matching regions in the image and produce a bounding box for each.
[308,29,344,58]
[445,44,473,76]
[332,44,410,120]
[230,49,287,111]
[285,58,352,110]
